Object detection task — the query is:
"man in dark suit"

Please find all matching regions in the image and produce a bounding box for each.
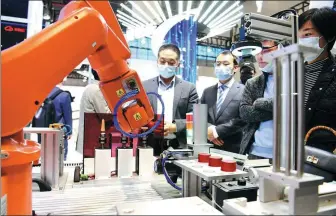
[201,51,245,153]
[143,44,199,153]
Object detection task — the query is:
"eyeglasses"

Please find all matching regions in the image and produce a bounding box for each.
[261,45,278,54]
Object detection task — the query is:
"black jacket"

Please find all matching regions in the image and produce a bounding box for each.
[239,73,272,155]
[305,58,336,153]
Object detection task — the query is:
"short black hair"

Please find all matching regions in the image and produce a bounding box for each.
[217,50,238,66]
[91,69,99,81]
[158,43,181,60]
[299,7,336,51]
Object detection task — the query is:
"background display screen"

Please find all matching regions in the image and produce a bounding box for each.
[1,0,29,19]
[1,21,27,51]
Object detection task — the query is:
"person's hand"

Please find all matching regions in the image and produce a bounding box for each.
[147,121,164,135]
[207,126,215,141]
[164,123,177,136]
[67,135,72,140]
[212,138,224,146]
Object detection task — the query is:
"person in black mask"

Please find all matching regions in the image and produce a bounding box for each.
[298,7,336,153]
[239,62,256,85]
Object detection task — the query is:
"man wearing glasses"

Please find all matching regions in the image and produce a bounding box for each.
[239,40,279,161]
[143,43,199,155]
[200,51,245,153]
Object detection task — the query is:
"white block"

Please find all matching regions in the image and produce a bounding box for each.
[138,147,154,177]
[117,148,133,178]
[94,149,113,179]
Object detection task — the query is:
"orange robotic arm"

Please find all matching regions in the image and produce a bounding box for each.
[2,1,154,137]
[1,1,153,215]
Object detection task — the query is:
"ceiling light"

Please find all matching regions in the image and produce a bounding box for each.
[154,1,167,21]
[129,1,156,25]
[203,1,229,25]
[120,3,149,25]
[165,1,173,17]
[117,10,146,25]
[178,1,183,14]
[212,12,243,30]
[187,1,193,11]
[120,22,136,29]
[193,1,206,21]
[143,1,163,23]
[209,21,238,35]
[256,0,263,13]
[198,1,219,23]
[117,13,146,26]
[208,3,242,28]
[118,16,140,27]
[197,25,233,41]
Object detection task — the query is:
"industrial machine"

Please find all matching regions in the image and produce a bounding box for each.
[222,12,336,215]
[1,1,155,214]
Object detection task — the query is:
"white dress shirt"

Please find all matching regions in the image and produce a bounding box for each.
[211,77,235,138]
[157,76,175,124]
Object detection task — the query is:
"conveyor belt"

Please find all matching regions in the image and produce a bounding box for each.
[32,183,163,215]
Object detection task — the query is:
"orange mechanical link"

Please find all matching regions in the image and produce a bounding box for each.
[1,1,154,215]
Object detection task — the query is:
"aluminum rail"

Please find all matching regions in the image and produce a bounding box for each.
[23,127,64,189]
[264,44,319,177]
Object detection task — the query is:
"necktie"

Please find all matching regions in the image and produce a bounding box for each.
[216,85,226,116]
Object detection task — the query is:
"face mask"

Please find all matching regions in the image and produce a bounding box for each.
[158,64,176,78]
[260,61,273,73]
[215,66,234,81]
[298,36,326,63]
[240,73,253,85]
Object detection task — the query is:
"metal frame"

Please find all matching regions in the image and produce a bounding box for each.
[222,44,336,215]
[197,32,232,48]
[23,127,64,189]
[174,159,248,209]
[242,13,294,43]
[290,0,310,15]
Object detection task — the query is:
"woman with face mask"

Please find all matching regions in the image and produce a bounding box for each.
[298,7,336,154]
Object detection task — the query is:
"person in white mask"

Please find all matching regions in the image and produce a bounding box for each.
[200,51,245,153]
[142,43,199,155]
[298,7,336,153]
[239,40,279,161]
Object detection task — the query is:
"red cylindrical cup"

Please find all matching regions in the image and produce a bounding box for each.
[208,156,222,167]
[198,153,211,163]
[186,113,193,121]
[221,160,236,172]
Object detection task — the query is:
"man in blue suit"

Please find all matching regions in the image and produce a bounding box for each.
[48,85,73,161]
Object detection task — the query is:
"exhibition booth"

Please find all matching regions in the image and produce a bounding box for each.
[1,0,336,215]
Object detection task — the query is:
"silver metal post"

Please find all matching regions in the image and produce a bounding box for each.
[284,55,292,176]
[273,59,281,172]
[192,104,208,145]
[296,53,305,177]
[291,61,297,170]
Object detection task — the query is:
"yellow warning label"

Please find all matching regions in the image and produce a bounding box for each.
[133,112,142,121]
[116,89,125,97]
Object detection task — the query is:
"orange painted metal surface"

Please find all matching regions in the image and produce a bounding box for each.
[1,1,154,214]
